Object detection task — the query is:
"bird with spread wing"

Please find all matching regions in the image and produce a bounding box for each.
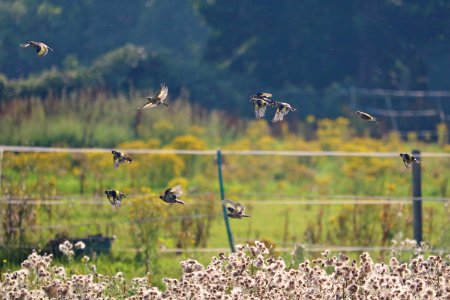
[138,84,169,110]
[111,150,133,169]
[356,111,378,125]
[400,153,420,169]
[104,190,127,208]
[223,198,250,219]
[249,92,276,119]
[159,185,184,205]
[20,41,53,57]
[272,101,296,123]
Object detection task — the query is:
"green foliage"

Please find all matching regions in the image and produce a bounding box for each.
[195,0,450,90]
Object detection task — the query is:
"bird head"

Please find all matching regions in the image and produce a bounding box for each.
[111,150,116,154]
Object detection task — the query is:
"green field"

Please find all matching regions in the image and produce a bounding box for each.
[1,97,449,283]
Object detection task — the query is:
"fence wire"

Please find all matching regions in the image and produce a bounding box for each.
[1,145,450,158]
[0,146,448,254]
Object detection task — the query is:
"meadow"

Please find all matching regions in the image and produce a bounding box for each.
[0,92,449,288]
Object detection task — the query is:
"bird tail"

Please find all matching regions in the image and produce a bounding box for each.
[126,157,133,163]
[242,214,251,218]
[175,199,185,205]
[163,102,170,107]
[20,43,31,48]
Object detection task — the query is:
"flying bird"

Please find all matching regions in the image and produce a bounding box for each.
[138,84,169,110]
[159,185,184,205]
[223,198,250,219]
[400,153,420,168]
[249,98,272,119]
[249,92,277,119]
[272,101,296,123]
[105,190,127,208]
[20,41,53,57]
[111,150,133,169]
[356,111,378,125]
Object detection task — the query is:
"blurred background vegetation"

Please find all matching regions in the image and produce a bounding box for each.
[0,0,449,282]
[2,1,450,119]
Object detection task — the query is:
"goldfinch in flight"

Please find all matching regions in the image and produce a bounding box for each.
[400,153,420,168]
[223,198,250,219]
[138,84,169,110]
[20,41,53,57]
[111,150,133,169]
[272,101,296,123]
[159,185,184,205]
[356,111,378,125]
[249,92,276,119]
[105,190,127,208]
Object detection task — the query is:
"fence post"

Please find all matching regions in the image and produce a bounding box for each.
[412,149,422,245]
[216,150,235,253]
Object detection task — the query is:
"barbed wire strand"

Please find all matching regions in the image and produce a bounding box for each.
[0,196,448,205]
[353,87,450,98]
[1,145,450,158]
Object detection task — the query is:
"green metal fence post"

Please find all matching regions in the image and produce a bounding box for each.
[216,150,235,253]
[412,149,423,245]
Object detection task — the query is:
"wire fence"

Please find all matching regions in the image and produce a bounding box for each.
[350,87,450,137]
[2,145,450,157]
[0,145,449,255]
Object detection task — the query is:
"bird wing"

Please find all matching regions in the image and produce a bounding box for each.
[223,199,237,213]
[170,185,183,196]
[114,160,120,169]
[272,108,284,122]
[255,106,267,119]
[278,103,293,116]
[251,98,267,119]
[235,202,245,214]
[257,92,272,98]
[106,192,116,205]
[37,45,48,56]
[356,111,373,121]
[164,188,172,196]
[403,159,410,168]
[156,84,168,101]
[138,101,158,110]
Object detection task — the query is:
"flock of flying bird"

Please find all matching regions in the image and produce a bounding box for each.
[20,40,421,220]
